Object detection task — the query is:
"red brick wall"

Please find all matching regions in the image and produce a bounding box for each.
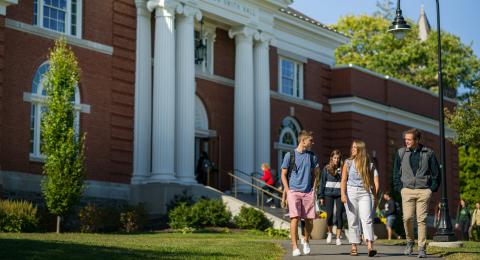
[195,79,234,191]
[214,28,235,79]
[108,0,136,183]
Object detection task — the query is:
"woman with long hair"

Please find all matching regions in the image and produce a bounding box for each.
[319,149,344,245]
[341,140,379,257]
[455,199,471,240]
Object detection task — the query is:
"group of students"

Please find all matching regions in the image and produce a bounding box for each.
[279,128,440,258]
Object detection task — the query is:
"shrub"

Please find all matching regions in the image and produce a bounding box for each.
[265,227,289,238]
[191,199,231,228]
[0,200,38,232]
[233,206,272,231]
[78,203,120,233]
[166,190,195,212]
[168,199,232,229]
[168,202,195,229]
[120,204,148,233]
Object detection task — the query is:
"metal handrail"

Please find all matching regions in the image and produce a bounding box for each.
[233,168,283,194]
[224,170,282,210]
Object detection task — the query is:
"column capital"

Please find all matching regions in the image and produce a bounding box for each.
[147,0,181,14]
[178,5,202,21]
[135,0,150,17]
[228,26,260,42]
[256,32,276,46]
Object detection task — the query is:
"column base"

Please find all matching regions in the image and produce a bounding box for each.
[433,233,457,242]
[149,173,177,183]
[130,176,150,185]
[176,177,198,185]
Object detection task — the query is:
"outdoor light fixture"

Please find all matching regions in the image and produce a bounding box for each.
[389,0,456,242]
[195,19,207,65]
[388,0,411,39]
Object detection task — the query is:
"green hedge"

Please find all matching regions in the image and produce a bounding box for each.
[0,200,38,232]
[168,199,232,229]
[233,206,272,231]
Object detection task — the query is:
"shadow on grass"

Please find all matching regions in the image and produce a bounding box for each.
[0,238,237,260]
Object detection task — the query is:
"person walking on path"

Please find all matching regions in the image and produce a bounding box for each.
[382,191,397,240]
[341,140,379,257]
[393,128,440,258]
[260,163,276,207]
[455,199,471,241]
[281,130,320,257]
[319,149,344,246]
[469,202,480,241]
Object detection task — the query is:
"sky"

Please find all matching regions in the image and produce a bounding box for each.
[290,0,480,58]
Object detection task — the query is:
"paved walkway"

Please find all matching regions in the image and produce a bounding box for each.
[282,240,442,259]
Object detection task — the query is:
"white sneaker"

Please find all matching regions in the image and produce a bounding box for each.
[300,237,305,245]
[336,238,342,246]
[292,248,301,256]
[326,232,332,244]
[303,243,311,255]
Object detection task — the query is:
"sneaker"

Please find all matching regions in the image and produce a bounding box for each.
[417,247,426,258]
[303,243,311,255]
[404,241,414,255]
[326,232,332,244]
[292,248,301,257]
[266,197,273,203]
[336,238,342,246]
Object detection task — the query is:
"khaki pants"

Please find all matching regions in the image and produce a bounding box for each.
[401,188,432,248]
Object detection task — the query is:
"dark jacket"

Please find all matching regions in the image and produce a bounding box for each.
[384,198,396,217]
[393,145,440,192]
[318,166,341,198]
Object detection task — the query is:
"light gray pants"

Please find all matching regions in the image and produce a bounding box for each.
[345,186,375,244]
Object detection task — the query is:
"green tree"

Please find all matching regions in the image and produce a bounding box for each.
[446,90,480,146]
[41,38,85,233]
[458,146,480,206]
[332,15,480,96]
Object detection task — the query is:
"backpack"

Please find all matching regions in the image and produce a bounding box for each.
[286,150,315,182]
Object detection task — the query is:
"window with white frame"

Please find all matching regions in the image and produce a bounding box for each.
[28,62,81,161]
[275,117,302,174]
[279,57,303,98]
[33,0,82,37]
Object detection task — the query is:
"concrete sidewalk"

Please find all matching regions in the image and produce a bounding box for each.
[282,240,442,259]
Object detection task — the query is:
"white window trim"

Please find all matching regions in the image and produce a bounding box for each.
[35,0,83,38]
[274,116,301,173]
[23,62,90,162]
[278,56,304,99]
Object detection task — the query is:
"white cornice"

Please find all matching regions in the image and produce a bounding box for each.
[6,19,114,55]
[0,0,17,15]
[328,96,455,138]
[271,91,323,111]
[333,64,458,104]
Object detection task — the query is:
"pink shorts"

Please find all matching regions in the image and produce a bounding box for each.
[287,190,316,219]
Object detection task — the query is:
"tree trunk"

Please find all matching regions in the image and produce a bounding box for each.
[56,215,61,233]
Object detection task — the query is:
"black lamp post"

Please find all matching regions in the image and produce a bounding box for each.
[388,0,456,242]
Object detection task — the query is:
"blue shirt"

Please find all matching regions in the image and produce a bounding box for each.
[281,150,319,192]
[346,159,379,187]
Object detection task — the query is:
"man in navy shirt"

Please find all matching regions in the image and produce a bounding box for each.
[281,130,320,256]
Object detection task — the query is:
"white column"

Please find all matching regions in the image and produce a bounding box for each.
[147,0,181,182]
[254,33,274,175]
[175,5,202,184]
[229,27,259,193]
[132,0,152,184]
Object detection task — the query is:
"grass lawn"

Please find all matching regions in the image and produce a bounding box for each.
[0,231,285,259]
[377,239,480,260]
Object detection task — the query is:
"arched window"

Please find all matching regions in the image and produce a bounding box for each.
[275,117,302,173]
[29,62,81,161]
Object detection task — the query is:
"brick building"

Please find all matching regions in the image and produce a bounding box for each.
[0,0,459,215]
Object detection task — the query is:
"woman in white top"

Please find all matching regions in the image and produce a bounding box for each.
[341,140,379,257]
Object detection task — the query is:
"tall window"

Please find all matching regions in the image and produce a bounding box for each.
[33,0,82,37]
[279,57,303,98]
[275,117,302,174]
[29,62,81,161]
